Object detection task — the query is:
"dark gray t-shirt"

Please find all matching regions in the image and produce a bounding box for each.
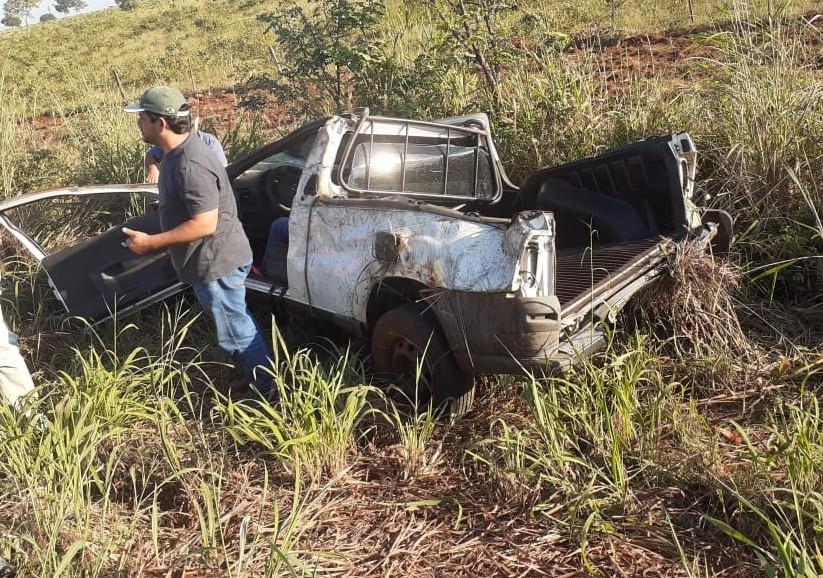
[158,133,252,284]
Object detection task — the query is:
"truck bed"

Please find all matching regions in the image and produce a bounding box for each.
[523,135,689,248]
[555,237,664,312]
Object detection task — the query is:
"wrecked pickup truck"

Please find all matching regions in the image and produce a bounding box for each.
[0,109,729,413]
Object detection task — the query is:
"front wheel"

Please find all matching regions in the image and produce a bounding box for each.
[371,303,475,415]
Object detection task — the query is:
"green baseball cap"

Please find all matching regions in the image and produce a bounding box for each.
[124,86,190,117]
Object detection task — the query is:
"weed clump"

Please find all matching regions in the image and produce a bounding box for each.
[630,241,762,380]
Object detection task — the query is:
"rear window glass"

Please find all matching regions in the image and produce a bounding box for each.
[340,120,495,200]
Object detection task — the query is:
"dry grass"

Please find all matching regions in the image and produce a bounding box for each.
[628,240,772,387]
[0,385,763,578]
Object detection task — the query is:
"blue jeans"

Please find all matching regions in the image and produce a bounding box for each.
[262,217,289,277]
[191,261,273,396]
[268,217,290,245]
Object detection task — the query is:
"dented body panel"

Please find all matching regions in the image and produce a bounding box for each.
[282,116,556,332]
[288,196,554,321]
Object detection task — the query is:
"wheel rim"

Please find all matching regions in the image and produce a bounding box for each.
[388,336,433,405]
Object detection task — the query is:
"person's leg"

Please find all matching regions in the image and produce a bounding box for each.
[191,262,275,399]
[262,217,289,278]
[0,356,35,408]
[0,314,34,408]
[271,217,289,244]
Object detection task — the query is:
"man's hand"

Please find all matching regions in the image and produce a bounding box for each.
[122,227,155,255]
[121,210,217,256]
[145,151,160,184]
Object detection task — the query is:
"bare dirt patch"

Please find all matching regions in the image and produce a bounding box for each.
[187,88,292,135]
[570,10,822,93]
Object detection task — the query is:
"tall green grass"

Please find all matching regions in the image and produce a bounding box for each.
[0,318,185,575]
[0,311,379,575]
[215,331,379,479]
[0,79,27,198]
[465,333,665,512]
[0,80,69,198]
[465,331,823,575]
[487,7,821,295]
[691,18,822,294]
[59,98,148,185]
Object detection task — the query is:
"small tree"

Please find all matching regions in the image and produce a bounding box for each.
[255,0,388,115]
[39,13,57,21]
[426,0,519,113]
[3,0,39,25]
[115,0,139,11]
[2,14,22,26]
[54,0,87,14]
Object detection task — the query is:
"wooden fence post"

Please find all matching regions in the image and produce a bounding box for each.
[268,46,284,75]
[111,68,126,102]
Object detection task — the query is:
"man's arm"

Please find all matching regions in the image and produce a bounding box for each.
[199,132,228,166]
[122,209,218,255]
[145,151,161,184]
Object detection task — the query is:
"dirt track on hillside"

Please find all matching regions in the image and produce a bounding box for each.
[569,10,821,93]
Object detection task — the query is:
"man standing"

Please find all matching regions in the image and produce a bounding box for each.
[123,86,273,400]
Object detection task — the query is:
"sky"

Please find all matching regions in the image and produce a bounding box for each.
[2,0,115,26]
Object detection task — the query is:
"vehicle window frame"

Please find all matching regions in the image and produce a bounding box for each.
[230,140,313,191]
[226,118,327,181]
[0,187,158,261]
[337,116,501,203]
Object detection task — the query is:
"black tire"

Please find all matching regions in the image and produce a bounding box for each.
[371,302,475,415]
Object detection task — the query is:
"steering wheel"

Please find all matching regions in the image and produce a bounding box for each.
[265,165,302,213]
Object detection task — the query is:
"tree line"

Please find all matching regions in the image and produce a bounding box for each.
[2,0,138,28]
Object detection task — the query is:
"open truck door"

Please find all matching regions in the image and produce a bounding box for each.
[0,185,186,323]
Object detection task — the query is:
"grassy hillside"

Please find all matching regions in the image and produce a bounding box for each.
[0,0,270,110]
[0,1,822,576]
[0,0,818,111]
